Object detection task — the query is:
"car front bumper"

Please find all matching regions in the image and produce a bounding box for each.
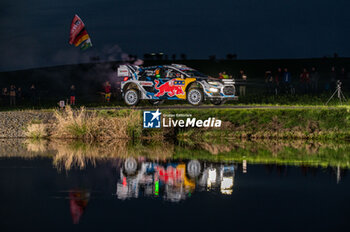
[203,85,236,100]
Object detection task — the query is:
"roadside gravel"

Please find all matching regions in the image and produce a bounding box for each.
[0,111,54,138]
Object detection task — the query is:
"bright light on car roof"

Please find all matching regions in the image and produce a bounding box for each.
[171,64,193,70]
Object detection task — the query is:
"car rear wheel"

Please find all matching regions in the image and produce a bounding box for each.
[187,88,203,106]
[124,89,140,106]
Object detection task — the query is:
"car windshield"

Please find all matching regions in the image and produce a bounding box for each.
[184,70,208,78]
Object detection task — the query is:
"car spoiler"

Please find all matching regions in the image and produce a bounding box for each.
[117,64,140,80]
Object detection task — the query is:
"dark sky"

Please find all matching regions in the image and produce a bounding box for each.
[0,0,349,71]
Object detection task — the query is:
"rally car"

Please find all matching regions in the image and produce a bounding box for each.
[117,64,236,106]
[116,157,236,201]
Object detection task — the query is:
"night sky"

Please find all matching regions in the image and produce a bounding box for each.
[0,0,349,71]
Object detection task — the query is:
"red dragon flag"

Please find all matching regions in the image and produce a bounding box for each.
[69,14,92,50]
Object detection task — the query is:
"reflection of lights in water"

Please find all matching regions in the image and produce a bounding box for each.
[116,183,130,200]
[243,160,247,173]
[165,185,184,202]
[207,168,217,189]
[155,180,159,196]
[221,177,233,195]
[221,189,233,195]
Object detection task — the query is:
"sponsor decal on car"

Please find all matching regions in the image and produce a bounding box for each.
[139,81,153,86]
[154,79,185,97]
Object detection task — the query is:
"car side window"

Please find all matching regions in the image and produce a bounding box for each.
[165,69,182,79]
[166,69,175,78]
[139,70,146,80]
[140,70,154,80]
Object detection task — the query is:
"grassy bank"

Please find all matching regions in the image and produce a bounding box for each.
[170,107,350,140]
[21,106,350,140]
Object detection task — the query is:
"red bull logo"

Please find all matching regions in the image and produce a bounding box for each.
[154,79,185,97]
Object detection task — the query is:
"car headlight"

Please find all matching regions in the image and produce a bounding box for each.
[209,87,219,93]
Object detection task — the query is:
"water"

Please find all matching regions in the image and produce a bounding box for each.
[0,139,350,231]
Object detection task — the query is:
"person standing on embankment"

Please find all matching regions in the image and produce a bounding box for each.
[238,69,247,97]
[69,85,76,106]
[9,85,16,107]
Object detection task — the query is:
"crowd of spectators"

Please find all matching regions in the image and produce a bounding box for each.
[0,81,118,108]
[217,66,348,97]
[264,66,348,95]
[1,84,37,107]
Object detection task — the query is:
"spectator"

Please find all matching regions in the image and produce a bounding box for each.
[282,68,292,94]
[30,84,37,106]
[69,85,76,105]
[310,67,320,94]
[339,67,346,81]
[9,85,16,106]
[238,69,247,97]
[1,87,8,106]
[17,87,22,105]
[274,68,283,95]
[299,68,310,94]
[222,71,229,79]
[1,87,7,96]
[104,81,112,103]
[265,71,274,94]
[329,66,337,90]
[218,72,224,79]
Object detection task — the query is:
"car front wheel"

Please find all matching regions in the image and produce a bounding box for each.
[123,157,138,175]
[187,88,203,106]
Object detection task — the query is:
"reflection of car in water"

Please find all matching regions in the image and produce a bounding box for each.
[118,64,237,106]
[116,158,235,202]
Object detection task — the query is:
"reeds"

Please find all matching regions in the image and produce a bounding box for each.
[24,123,48,139]
[24,106,142,140]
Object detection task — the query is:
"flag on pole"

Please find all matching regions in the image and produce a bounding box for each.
[69,14,92,50]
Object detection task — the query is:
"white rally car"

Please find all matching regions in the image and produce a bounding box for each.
[118,64,237,106]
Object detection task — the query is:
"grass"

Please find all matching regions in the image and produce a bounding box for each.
[172,107,350,140]
[1,92,350,113]
[21,106,350,140]
[24,106,142,140]
[24,123,48,139]
[232,93,350,106]
[54,106,142,140]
